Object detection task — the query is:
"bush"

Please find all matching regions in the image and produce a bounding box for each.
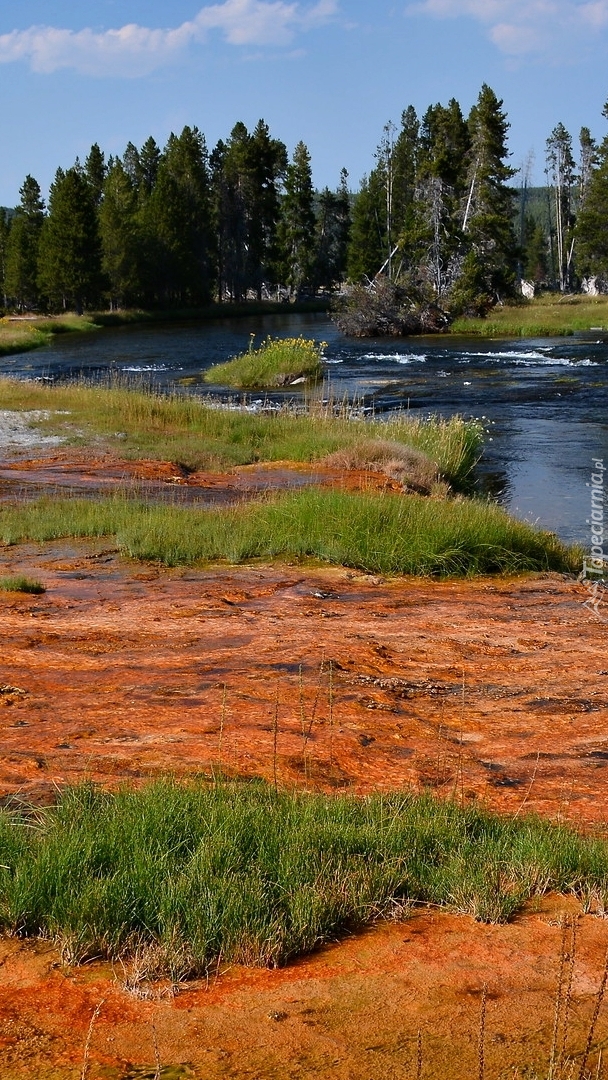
[334,279,450,337]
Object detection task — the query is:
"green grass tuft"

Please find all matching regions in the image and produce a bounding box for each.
[203,335,325,388]
[0,489,578,576]
[0,575,45,594]
[0,780,606,977]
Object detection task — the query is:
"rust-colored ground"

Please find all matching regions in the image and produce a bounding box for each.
[1,453,608,1077]
[0,450,402,507]
[0,543,606,824]
[1,897,608,1080]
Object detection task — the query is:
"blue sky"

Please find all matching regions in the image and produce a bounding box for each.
[1,0,607,205]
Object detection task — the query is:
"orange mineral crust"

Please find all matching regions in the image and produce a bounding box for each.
[0,542,606,825]
[0,899,606,1079]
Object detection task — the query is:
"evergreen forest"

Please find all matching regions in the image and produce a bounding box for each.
[2,84,608,325]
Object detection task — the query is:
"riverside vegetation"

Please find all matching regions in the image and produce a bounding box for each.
[0,376,577,575]
[0,489,576,576]
[451,293,608,337]
[0,314,99,357]
[1,291,608,375]
[203,334,324,388]
[0,373,482,480]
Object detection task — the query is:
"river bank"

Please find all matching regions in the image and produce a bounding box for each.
[0,382,606,1077]
[3,294,608,363]
[0,300,331,359]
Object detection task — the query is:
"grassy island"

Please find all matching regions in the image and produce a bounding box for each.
[203,334,325,389]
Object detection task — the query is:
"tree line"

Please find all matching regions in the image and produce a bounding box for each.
[519,104,608,294]
[2,86,608,318]
[0,123,350,314]
[346,86,608,324]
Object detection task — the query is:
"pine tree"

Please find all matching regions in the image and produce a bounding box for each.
[313,168,351,290]
[247,120,287,298]
[122,142,142,190]
[278,141,316,296]
[579,127,597,208]
[84,144,106,207]
[522,216,549,284]
[99,160,140,308]
[212,122,251,302]
[38,167,103,313]
[5,175,45,311]
[139,137,161,197]
[391,106,420,265]
[146,126,214,306]
[452,84,517,311]
[346,170,386,282]
[546,122,576,291]
[411,98,470,297]
[210,120,287,302]
[0,209,10,310]
[576,103,608,280]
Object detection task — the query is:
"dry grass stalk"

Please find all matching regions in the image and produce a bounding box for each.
[416,1029,423,1080]
[328,659,334,770]
[273,681,279,793]
[559,917,579,1075]
[513,749,541,819]
[217,682,227,779]
[152,1019,161,1080]
[477,983,487,1080]
[300,659,325,781]
[80,998,105,1080]
[299,665,309,782]
[549,918,570,1080]
[577,945,608,1080]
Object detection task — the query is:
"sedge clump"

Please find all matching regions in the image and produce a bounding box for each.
[0,576,45,594]
[203,335,325,389]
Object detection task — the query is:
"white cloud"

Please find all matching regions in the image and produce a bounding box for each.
[407,0,607,56]
[0,0,338,77]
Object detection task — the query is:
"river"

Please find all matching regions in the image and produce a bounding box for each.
[2,311,607,547]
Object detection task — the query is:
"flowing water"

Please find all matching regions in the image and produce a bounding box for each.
[2,311,607,547]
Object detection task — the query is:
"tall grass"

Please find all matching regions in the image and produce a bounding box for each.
[0,488,578,575]
[203,335,324,388]
[0,377,482,487]
[0,780,607,976]
[0,575,45,594]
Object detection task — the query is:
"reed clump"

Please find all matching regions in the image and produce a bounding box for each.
[322,438,442,494]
